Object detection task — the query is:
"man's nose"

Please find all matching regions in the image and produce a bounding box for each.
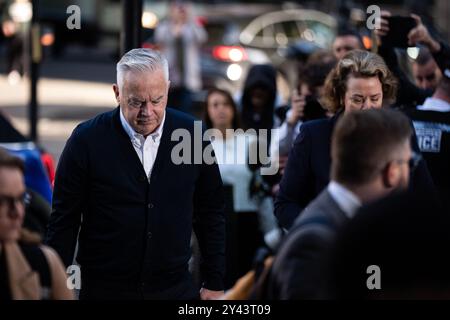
[140,101,153,115]
[363,99,371,109]
[9,200,24,219]
[423,80,432,89]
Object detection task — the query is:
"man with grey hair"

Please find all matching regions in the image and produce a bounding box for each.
[45,48,225,300]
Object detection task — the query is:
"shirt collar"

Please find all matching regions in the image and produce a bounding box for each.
[327,181,362,219]
[120,108,166,145]
[418,97,450,112]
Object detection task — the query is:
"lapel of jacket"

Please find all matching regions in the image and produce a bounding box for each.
[2,241,40,300]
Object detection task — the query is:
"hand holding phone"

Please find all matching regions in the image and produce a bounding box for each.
[382,16,416,48]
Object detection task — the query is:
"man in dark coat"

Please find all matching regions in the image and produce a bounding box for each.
[269,109,416,299]
[45,49,225,300]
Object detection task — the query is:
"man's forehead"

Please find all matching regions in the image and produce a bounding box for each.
[334,35,359,45]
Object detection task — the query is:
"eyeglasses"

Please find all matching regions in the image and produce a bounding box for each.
[0,192,30,216]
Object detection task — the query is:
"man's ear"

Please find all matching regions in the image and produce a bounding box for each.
[382,162,399,188]
[167,80,171,94]
[113,84,120,104]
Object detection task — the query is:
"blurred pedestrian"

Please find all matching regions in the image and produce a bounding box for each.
[0,148,73,300]
[154,0,207,113]
[406,68,450,210]
[332,26,364,60]
[2,19,23,85]
[376,11,450,108]
[411,48,442,91]
[204,88,262,288]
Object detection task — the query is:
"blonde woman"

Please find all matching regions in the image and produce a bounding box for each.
[275,50,434,230]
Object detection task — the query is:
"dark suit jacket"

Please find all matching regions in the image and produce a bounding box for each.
[274,113,436,230]
[45,107,225,299]
[269,189,348,300]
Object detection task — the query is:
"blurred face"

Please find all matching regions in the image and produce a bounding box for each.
[299,83,312,97]
[170,3,188,24]
[250,87,270,112]
[412,60,442,91]
[0,167,25,242]
[332,36,362,60]
[207,92,234,129]
[114,68,169,137]
[344,76,383,112]
[389,140,412,190]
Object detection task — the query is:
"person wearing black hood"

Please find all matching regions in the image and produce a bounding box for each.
[239,64,281,252]
[240,64,279,134]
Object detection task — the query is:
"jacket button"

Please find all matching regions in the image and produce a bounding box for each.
[147,232,152,239]
[139,175,147,182]
[147,203,154,209]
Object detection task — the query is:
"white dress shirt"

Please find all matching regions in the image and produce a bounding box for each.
[211,133,258,212]
[417,97,450,112]
[327,181,362,219]
[120,109,166,181]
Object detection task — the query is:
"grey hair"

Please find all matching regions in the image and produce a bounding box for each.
[116,48,169,90]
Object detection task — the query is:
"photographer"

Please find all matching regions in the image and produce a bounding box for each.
[376,11,450,109]
[273,50,336,161]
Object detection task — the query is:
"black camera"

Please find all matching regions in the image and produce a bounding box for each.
[302,95,327,121]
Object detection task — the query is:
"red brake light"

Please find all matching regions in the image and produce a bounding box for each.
[212,46,247,62]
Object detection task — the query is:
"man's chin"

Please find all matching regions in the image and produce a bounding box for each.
[136,123,158,136]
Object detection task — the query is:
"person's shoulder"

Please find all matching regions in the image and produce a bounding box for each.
[292,190,336,229]
[166,107,200,129]
[408,108,450,122]
[301,116,335,133]
[72,108,117,138]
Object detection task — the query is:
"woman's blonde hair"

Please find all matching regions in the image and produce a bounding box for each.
[321,50,398,113]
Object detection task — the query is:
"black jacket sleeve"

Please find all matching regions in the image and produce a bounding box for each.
[378,45,431,108]
[193,140,225,291]
[269,225,333,299]
[44,127,87,267]
[274,125,314,230]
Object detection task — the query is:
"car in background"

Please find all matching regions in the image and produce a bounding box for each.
[239,8,337,88]
[142,5,336,109]
[199,8,337,105]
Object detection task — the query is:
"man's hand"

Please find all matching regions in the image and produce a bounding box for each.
[374,10,391,46]
[200,288,224,300]
[408,14,441,52]
[287,89,305,126]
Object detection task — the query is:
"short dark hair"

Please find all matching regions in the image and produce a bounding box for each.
[414,47,434,66]
[331,109,412,185]
[0,147,24,174]
[335,26,364,49]
[297,50,337,94]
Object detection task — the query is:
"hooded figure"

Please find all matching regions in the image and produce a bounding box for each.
[240,64,278,133]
